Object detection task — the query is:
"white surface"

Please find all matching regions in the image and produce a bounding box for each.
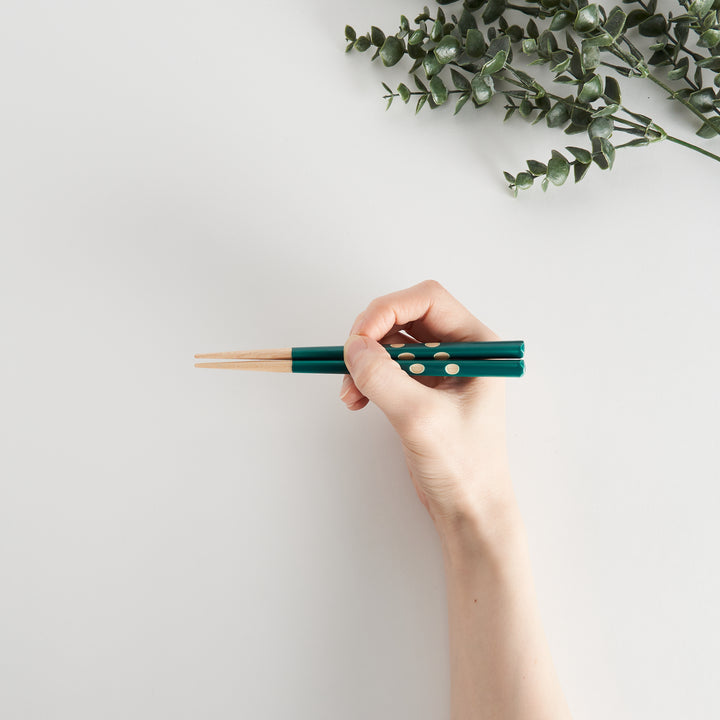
[1,2,719,718]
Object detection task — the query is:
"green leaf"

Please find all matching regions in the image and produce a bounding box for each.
[519,98,533,117]
[605,76,622,104]
[345,25,357,42]
[434,35,462,64]
[638,14,667,36]
[416,93,428,114]
[690,0,714,17]
[385,95,393,110]
[414,75,428,92]
[423,52,442,77]
[698,56,720,71]
[550,51,571,73]
[371,26,386,47]
[459,9,478,35]
[430,18,443,42]
[429,75,449,105]
[574,5,601,32]
[604,7,627,38]
[578,74,603,102]
[566,146,592,163]
[588,116,614,139]
[581,42,601,71]
[550,11,573,31]
[591,103,619,117]
[689,88,716,112]
[354,36,371,52]
[699,29,720,48]
[668,57,690,80]
[470,73,494,104]
[483,0,506,24]
[523,38,538,54]
[516,172,534,189]
[626,9,650,29]
[546,100,570,128]
[696,116,720,137]
[451,68,471,90]
[547,150,570,185]
[503,171,516,184]
[408,29,425,46]
[380,36,404,66]
[481,50,507,76]
[465,29,487,57]
[454,92,471,114]
[526,19,539,39]
[592,137,615,169]
[397,83,411,103]
[537,30,558,58]
[574,162,591,182]
[542,177,550,192]
[582,32,615,48]
[527,159,548,175]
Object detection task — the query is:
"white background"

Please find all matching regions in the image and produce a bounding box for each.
[1,1,719,718]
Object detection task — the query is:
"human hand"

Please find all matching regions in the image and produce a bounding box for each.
[340,280,517,536]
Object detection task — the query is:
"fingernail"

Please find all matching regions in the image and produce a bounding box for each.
[339,375,352,399]
[344,334,367,366]
[350,312,365,336]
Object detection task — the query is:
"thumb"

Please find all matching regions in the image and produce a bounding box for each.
[344,334,428,427]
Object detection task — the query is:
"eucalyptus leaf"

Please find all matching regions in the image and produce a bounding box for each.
[481,50,507,76]
[578,75,603,102]
[465,28,487,58]
[451,68,471,90]
[574,5,601,33]
[354,36,371,52]
[547,150,570,185]
[547,101,571,127]
[370,26,386,47]
[423,53,442,77]
[527,159,548,175]
[380,36,404,66]
[471,73,494,104]
[429,75,449,105]
[454,92,471,114]
[434,35,462,64]
[588,116,614,139]
[566,145,592,163]
[483,0,506,24]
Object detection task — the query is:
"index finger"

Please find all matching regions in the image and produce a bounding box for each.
[349,279,499,345]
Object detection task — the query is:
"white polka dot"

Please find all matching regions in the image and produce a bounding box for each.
[398,352,415,359]
[409,363,425,374]
[445,363,460,375]
[434,352,450,360]
[390,343,405,348]
[425,342,440,347]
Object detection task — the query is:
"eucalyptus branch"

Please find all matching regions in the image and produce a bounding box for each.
[344,0,720,195]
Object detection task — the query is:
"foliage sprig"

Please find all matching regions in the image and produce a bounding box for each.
[344,0,720,193]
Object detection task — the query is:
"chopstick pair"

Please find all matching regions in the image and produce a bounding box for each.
[194,340,525,378]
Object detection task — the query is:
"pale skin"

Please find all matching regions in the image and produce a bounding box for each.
[339,279,572,720]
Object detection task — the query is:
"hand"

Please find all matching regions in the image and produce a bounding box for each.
[340,280,516,535]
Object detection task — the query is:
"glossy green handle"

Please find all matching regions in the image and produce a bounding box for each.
[291,359,525,377]
[292,340,524,361]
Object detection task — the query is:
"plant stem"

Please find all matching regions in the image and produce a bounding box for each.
[665,134,720,162]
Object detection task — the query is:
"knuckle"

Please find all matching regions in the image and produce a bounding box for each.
[420,278,445,295]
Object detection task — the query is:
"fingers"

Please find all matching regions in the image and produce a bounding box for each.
[350,279,499,345]
[340,330,419,409]
[342,334,434,432]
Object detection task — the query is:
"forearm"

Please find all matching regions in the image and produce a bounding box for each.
[435,491,572,720]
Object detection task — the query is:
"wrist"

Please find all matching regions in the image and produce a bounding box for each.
[432,486,525,568]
